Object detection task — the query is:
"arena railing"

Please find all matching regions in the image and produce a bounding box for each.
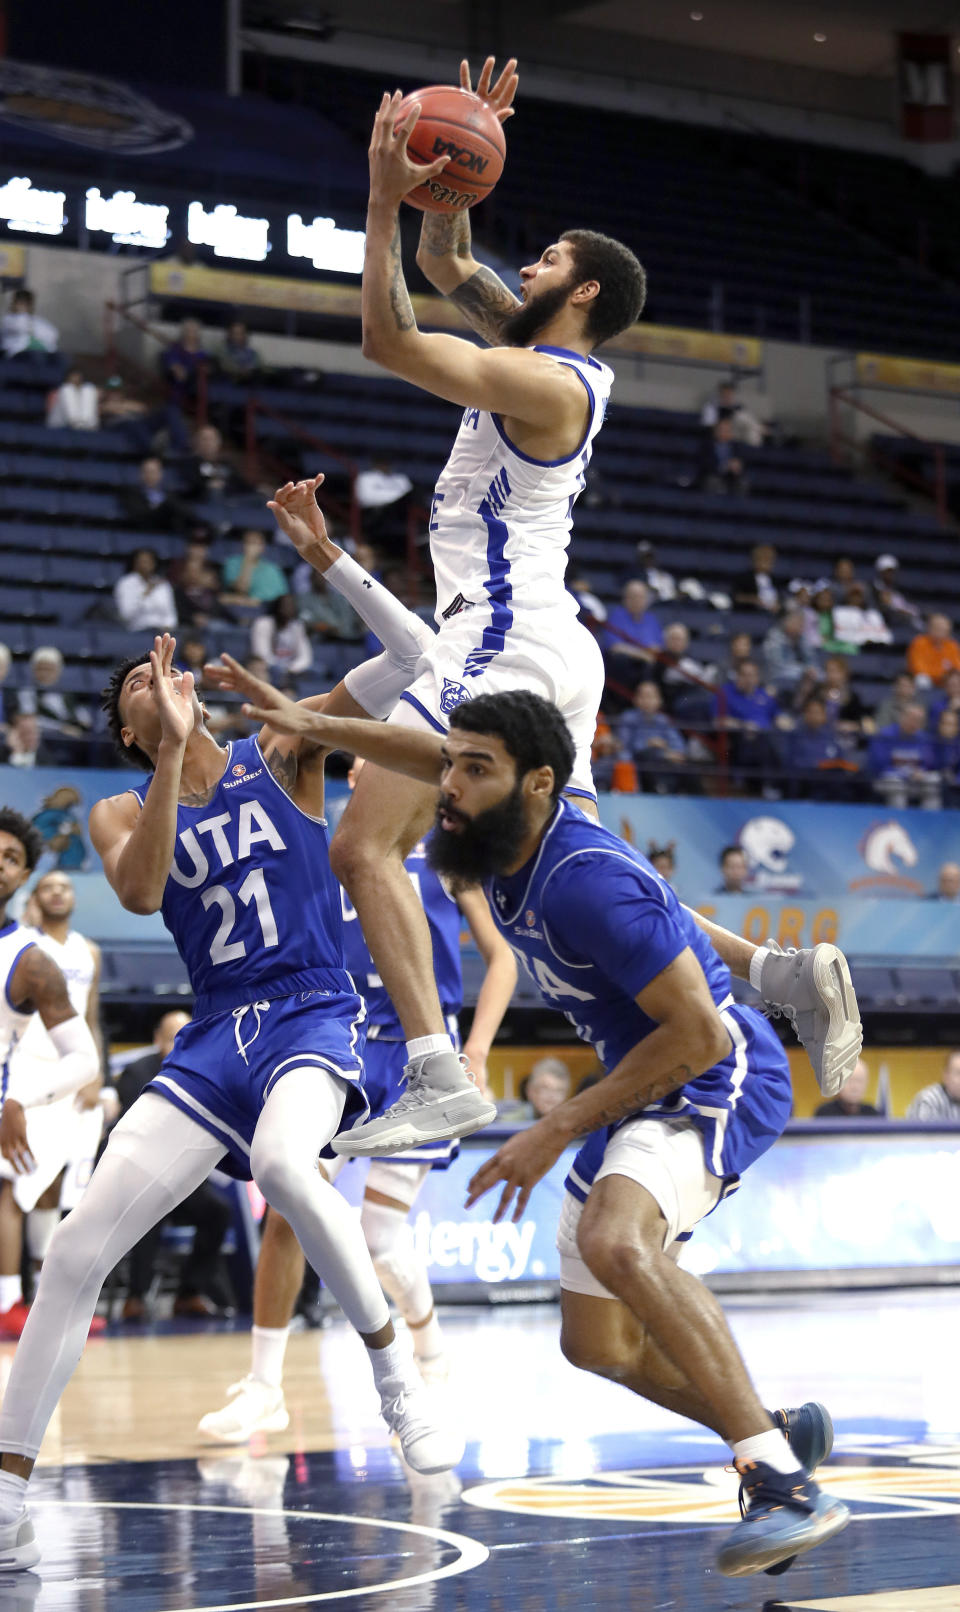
[828,383,948,526]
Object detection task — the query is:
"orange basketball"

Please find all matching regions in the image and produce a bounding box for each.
[398,85,506,214]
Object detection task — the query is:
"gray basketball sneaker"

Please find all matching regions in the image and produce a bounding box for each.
[331,1050,497,1157]
[759,940,862,1098]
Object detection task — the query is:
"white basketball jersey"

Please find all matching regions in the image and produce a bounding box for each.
[428,344,613,654]
[11,929,94,1071]
[0,921,38,1099]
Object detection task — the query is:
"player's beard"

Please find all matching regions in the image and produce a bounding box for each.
[425,783,530,887]
[502,276,578,348]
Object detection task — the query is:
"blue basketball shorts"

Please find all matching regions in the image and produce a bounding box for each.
[146,987,368,1180]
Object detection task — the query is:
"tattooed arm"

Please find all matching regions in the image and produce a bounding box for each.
[415,212,520,346]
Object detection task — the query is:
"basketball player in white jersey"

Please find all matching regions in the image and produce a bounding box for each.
[8,873,107,1290]
[0,814,101,1343]
[327,59,862,1156]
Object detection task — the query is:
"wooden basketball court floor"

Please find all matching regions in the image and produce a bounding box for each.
[2,1285,959,1610]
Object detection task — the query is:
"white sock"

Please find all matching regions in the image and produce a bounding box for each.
[367,1336,409,1391]
[405,1034,456,1063]
[0,1276,22,1313]
[733,1428,803,1474]
[748,946,771,994]
[26,1209,60,1265]
[250,1325,289,1390]
[410,1310,444,1362]
[0,1469,28,1524]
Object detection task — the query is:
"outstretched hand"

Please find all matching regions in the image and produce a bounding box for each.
[465,1119,567,1223]
[368,90,451,208]
[460,56,518,122]
[267,475,340,570]
[151,634,196,748]
[203,655,322,739]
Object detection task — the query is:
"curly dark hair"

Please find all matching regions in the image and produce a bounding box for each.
[448,690,575,801]
[0,807,43,871]
[560,229,647,347]
[100,653,156,772]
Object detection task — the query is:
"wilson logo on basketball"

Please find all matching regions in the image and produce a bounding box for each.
[232,764,246,777]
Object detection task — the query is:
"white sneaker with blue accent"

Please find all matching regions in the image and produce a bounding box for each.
[332,1051,496,1157]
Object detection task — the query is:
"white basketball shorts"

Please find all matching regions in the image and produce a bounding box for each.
[392,612,604,803]
[0,1095,105,1212]
[556,1116,723,1299]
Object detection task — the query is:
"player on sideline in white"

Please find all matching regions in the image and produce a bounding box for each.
[0,484,466,1575]
[211,668,852,1579]
[4,873,109,1318]
[0,823,101,1345]
[326,57,860,1159]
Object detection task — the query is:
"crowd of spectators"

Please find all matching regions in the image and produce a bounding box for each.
[590,532,960,807]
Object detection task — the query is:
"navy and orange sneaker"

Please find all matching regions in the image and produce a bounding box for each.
[716,1459,850,1578]
[774,1401,834,1476]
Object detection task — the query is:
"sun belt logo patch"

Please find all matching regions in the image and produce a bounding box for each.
[232,763,246,777]
[440,678,469,716]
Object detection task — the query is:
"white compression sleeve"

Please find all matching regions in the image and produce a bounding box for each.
[328,552,433,656]
[7,1015,99,1108]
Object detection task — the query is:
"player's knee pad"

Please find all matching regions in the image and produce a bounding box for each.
[360,1199,417,1297]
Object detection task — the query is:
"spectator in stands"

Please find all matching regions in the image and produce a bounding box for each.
[46,366,99,431]
[115,1010,234,1321]
[657,621,716,721]
[716,845,750,894]
[934,709,960,803]
[874,670,922,731]
[832,557,856,590]
[831,581,893,650]
[502,1057,573,1124]
[697,418,749,495]
[160,318,208,402]
[355,455,413,552]
[1,288,58,359]
[700,380,767,447]
[786,580,822,650]
[714,658,782,792]
[0,641,13,736]
[220,529,287,608]
[867,702,941,809]
[8,713,42,768]
[929,666,960,729]
[905,1050,960,1122]
[762,607,822,696]
[907,611,960,688]
[15,647,91,764]
[177,635,209,680]
[590,715,624,793]
[647,842,677,886]
[873,554,921,628]
[216,320,262,382]
[601,579,663,690]
[114,547,178,633]
[819,655,872,736]
[733,544,779,615]
[170,537,221,629]
[811,585,847,655]
[787,695,858,800]
[634,541,678,604]
[185,424,242,503]
[814,1059,880,1119]
[568,571,607,625]
[617,682,687,790]
[931,861,960,901]
[250,593,313,679]
[123,456,181,533]
[297,568,363,642]
[717,630,753,685]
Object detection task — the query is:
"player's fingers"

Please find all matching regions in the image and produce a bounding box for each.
[459,58,472,92]
[419,155,451,181]
[492,1181,516,1224]
[180,670,195,701]
[513,1186,531,1223]
[394,101,420,151]
[490,57,518,102]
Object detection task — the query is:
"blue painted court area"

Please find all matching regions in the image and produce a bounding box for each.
[13,1428,960,1610]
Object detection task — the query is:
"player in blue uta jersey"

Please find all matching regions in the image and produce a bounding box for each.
[221,668,855,1580]
[198,764,516,1442]
[0,484,467,1574]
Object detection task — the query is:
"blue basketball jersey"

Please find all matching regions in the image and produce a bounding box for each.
[340,841,463,1037]
[486,800,791,1187]
[130,735,354,1019]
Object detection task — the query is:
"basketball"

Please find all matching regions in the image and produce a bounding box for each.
[398,85,506,214]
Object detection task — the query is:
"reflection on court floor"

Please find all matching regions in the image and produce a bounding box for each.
[4,1288,959,1610]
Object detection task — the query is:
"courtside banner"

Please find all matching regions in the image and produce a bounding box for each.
[334,1128,960,1287]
